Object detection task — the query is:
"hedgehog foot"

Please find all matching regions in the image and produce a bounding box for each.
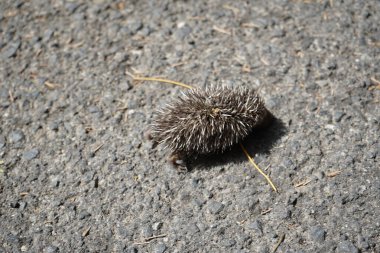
[168,153,188,173]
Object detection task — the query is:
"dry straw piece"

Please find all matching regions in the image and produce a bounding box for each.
[128,74,278,192]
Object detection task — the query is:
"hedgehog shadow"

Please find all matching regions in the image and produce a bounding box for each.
[186,117,287,171]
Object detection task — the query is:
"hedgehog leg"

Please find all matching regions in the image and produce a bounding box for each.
[168,153,188,172]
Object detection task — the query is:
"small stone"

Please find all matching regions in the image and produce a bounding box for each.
[21,245,28,252]
[221,239,236,247]
[9,130,25,143]
[152,222,163,231]
[154,243,167,253]
[254,18,268,29]
[315,80,329,87]
[273,205,291,220]
[128,20,143,34]
[192,198,205,209]
[23,149,39,160]
[120,81,132,91]
[52,199,63,207]
[247,220,263,235]
[1,40,21,58]
[78,211,91,220]
[208,200,224,214]
[88,105,100,113]
[113,52,128,63]
[6,233,19,243]
[309,101,318,111]
[271,29,285,38]
[356,235,369,250]
[308,225,326,243]
[187,223,200,234]
[203,190,213,199]
[49,122,59,131]
[50,177,60,188]
[256,245,269,253]
[305,82,318,93]
[141,225,153,237]
[19,201,27,211]
[125,246,138,253]
[65,2,80,14]
[107,24,120,38]
[43,29,54,42]
[0,135,5,148]
[175,25,192,40]
[333,111,345,122]
[336,241,359,253]
[10,201,20,208]
[43,245,59,253]
[326,60,337,70]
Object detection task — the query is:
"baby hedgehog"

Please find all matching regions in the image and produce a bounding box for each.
[150,86,272,168]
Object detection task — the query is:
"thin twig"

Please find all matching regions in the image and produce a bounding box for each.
[8,90,14,102]
[116,106,128,111]
[127,72,194,89]
[240,143,278,192]
[133,234,167,245]
[82,227,91,237]
[44,81,61,89]
[272,234,285,253]
[212,26,232,35]
[294,179,311,187]
[188,16,207,21]
[92,143,104,154]
[261,208,272,215]
[370,77,380,85]
[222,5,239,16]
[369,77,380,90]
[327,170,341,177]
[241,23,260,29]
[171,61,187,68]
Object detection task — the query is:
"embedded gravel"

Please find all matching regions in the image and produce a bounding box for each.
[1,0,379,252]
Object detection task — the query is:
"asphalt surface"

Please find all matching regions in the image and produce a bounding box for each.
[1,0,379,252]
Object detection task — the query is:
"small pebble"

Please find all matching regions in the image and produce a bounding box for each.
[22,149,39,160]
[9,130,25,143]
[333,111,345,122]
[336,241,359,253]
[141,225,153,237]
[247,220,263,235]
[208,200,224,215]
[154,243,167,253]
[175,25,192,40]
[1,40,21,58]
[221,238,236,247]
[43,245,59,253]
[308,225,326,243]
[78,211,91,220]
[0,136,5,148]
[152,222,163,231]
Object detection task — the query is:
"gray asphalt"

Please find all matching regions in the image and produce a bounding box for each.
[1,0,379,252]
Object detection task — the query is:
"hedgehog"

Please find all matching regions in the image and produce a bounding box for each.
[149,86,273,169]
